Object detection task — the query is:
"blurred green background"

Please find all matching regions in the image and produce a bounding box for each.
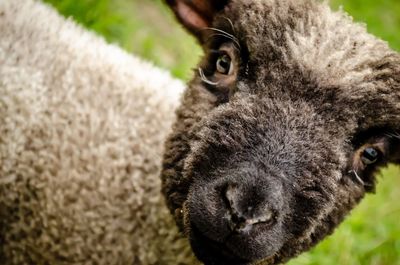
[44,0,400,264]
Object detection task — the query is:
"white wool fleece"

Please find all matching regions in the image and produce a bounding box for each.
[0,0,198,264]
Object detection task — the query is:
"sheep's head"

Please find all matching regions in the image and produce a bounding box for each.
[161,0,400,264]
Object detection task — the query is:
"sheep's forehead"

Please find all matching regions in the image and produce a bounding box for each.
[225,0,392,86]
[219,0,399,131]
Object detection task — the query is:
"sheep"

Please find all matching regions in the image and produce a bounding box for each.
[161,0,400,264]
[0,0,198,264]
[2,0,399,264]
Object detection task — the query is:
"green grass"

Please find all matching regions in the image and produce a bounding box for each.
[331,0,400,51]
[44,0,201,80]
[44,0,400,264]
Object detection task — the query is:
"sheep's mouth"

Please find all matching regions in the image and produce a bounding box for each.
[190,223,255,265]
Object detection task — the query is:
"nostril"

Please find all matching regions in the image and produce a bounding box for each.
[230,211,245,224]
[228,208,276,233]
[229,210,247,231]
[223,184,277,233]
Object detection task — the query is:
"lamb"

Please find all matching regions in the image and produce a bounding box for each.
[0,0,198,264]
[161,0,400,264]
[1,0,399,264]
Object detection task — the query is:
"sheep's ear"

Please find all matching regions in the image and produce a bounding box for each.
[165,0,230,41]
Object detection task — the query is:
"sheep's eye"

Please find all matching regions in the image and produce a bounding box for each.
[361,147,379,165]
[216,54,232,75]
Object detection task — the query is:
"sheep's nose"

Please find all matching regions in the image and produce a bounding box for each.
[224,184,276,233]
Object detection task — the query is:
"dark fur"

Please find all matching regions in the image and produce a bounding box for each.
[161,0,400,264]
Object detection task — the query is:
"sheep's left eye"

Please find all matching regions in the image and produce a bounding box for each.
[216,54,232,75]
[361,147,379,165]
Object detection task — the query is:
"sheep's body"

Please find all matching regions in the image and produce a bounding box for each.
[0,0,196,264]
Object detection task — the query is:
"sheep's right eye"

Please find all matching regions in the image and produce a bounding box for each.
[361,147,379,165]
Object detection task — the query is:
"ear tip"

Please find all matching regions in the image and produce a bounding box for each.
[165,0,231,41]
[165,0,177,8]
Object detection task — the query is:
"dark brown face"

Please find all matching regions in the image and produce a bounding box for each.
[161,0,400,264]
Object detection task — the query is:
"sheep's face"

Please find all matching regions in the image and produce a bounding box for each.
[162,0,400,264]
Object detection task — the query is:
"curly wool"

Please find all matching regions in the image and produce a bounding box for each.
[0,0,197,264]
[161,0,400,264]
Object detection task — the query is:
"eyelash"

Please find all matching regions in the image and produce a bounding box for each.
[198,67,219,86]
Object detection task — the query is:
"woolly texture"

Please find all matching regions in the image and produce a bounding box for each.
[161,0,400,264]
[0,0,197,264]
